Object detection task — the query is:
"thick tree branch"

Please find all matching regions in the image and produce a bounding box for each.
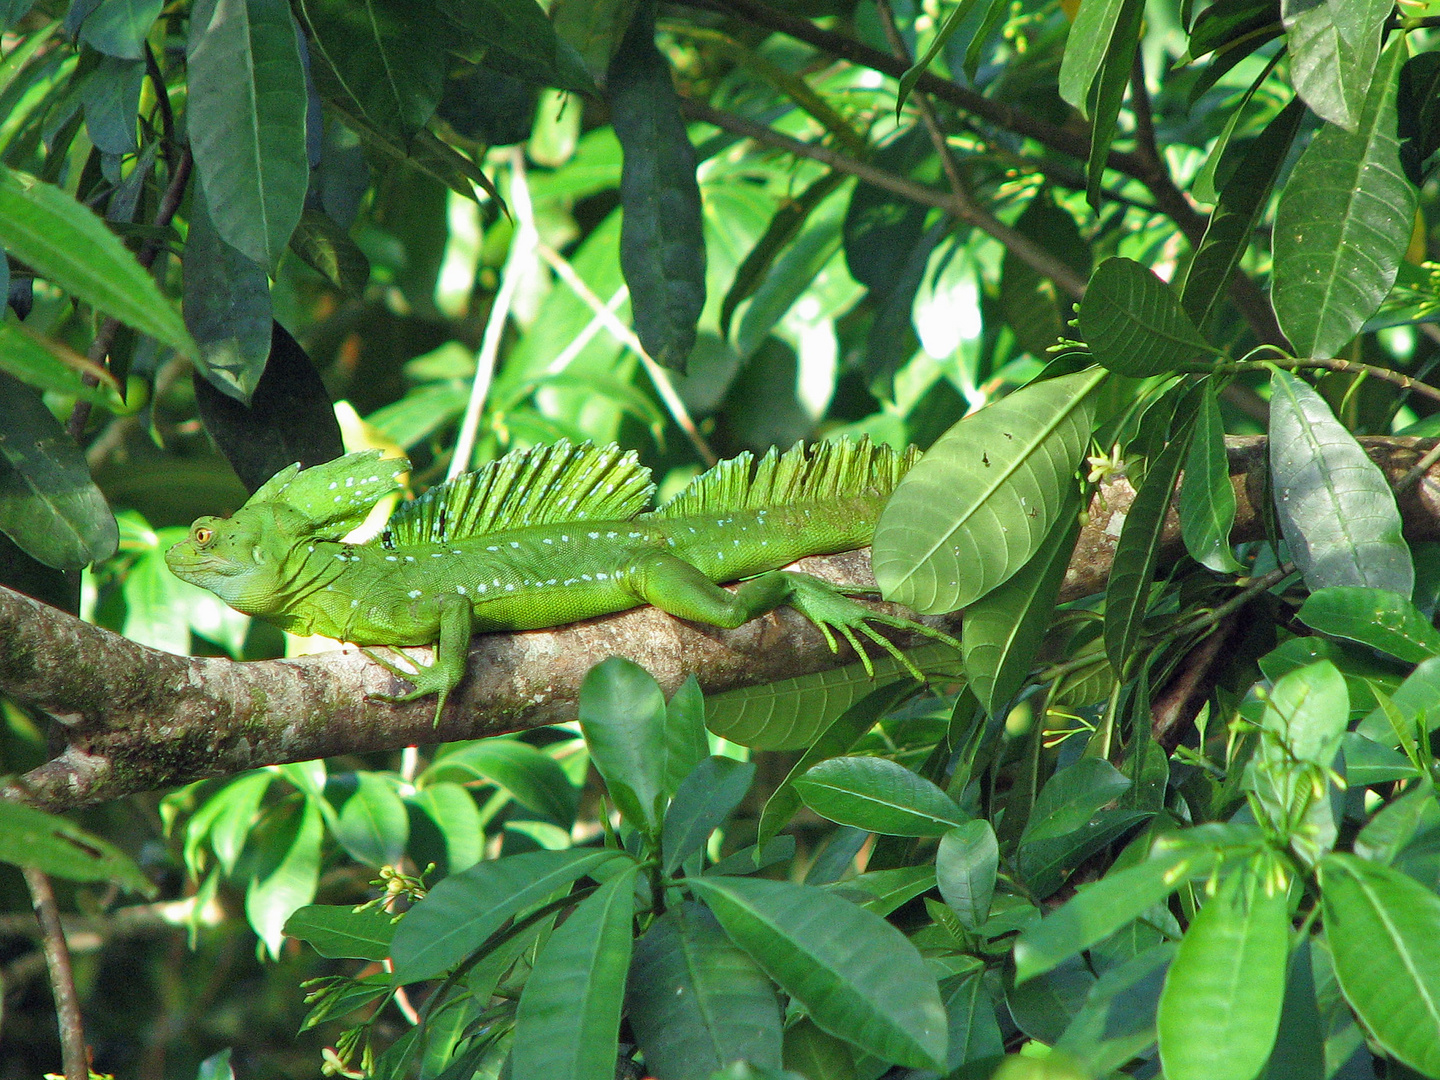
[3,438,1438,811]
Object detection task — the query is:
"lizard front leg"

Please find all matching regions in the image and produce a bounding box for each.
[363,594,473,725]
[626,553,959,681]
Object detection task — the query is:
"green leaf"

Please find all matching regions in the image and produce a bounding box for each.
[1081,0,1143,210]
[1353,782,1439,863]
[1179,384,1244,573]
[190,770,272,876]
[1019,810,1154,899]
[511,863,638,1080]
[896,0,984,115]
[578,657,667,834]
[1257,938,1325,1080]
[1056,943,1173,1074]
[283,904,397,960]
[78,0,162,58]
[0,321,116,404]
[937,968,1005,1068]
[1356,657,1440,743]
[662,756,756,873]
[1157,860,1289,1080]
[0,801,154,895]
[1023,757,1132,846]
[794,756,967,837]
[1013,848,1206,983]
[1269,369,1413,595]
[0,167,194,356]
[1079,257,1213,376]
[424,738,578,826]
[182,184,273,403]
[1272,37,1417,358]
[1182,98,1306,335]
[405,782,483,874]
[442,0,596,95]
[688,876,947,1069]
[662,675,711,799]
[1342,731,1421,785]
[328,772,409,868]
[389,849,624,982]
[1297,587,1440,663]
[834,864,937,917]
[706,642,959,751]
[627,902,783,1078]
[296,0,446,139]
[1319,853,1440,1076]
[0,374,117,568]
[936,820,999,930]
[874,367,1105,614]
[1282,0,1391,131]
[608,8,705,368]
[187,0,308,268]
[1058,0,1130,115]
[1105,404,1198,668]
[245,797,325,958]
[289,208,371,297]
[963,499,1080,715]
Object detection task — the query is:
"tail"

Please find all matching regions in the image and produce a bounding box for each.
[651,437,919,520]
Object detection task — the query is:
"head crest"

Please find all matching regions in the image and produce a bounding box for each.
[248,451,410,538]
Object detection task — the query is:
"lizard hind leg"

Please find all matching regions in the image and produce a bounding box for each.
[361,594,474,726]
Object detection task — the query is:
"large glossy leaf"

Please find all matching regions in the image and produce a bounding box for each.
[937,820,999,930]
[283,904,396,961]
[1319,854,1440,1076]
[1269,369,1413,595]
[578,657,668,834]
[1056,942,1173,1073]
[1022,758,1133,845]
[77,0,162,58]
[0,801,153,895]
[424,738,578,826]
[937,968,1005,1068]
[0,168,193,355]
[662,756,756,873]
[963,500,1080,716]
[442,0,594,95]
[1272,38,1417,358]
[1013,848,1206,984]
[328,772,408,868]
[1282,0,1391,131]
[181,184,273,403]
[627,903,783,1078]
[1157,861,1289,1080]
[405,782,483,874]
[1179,384,1244,573]
[661,675,710,799]
[1058,0,1130,115]
[1356,656,1440,742]
[874,367,1105,614]
[794,756,967,837]
[245,797,325,958]
[1079,258,1213,376]
[706,642,959,751]
[0,374,117,568]
[688,876,946,1069]
[187,0,308,268]
[1298,587,1440,663]
[389,849,623,982]
[511,864,638,1080]
[1105,404,1198,669]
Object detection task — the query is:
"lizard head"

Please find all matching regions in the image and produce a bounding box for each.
[166,504,305,616]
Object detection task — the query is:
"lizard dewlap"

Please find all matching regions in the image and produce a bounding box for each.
[166,439,958,722]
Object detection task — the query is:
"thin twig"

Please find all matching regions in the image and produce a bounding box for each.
[1191,357,1440,407]
[450,147,535,480]
[143,43,176,171]
[533,246,717,466]
[683,96,1088,299]
[1398,440,1440,493]
[23,868,87,1080]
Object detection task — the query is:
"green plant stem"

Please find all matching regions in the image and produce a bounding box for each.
[1182,357,1440,407]
[23,868,87,1080]
[1154,564,1296,651]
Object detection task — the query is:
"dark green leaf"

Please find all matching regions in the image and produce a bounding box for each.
[289,208,371,297]
[441,0,595,95]
[80,54,142,155]
[662,756,756,873]
[1257,938,1324,1080]
[1319,853,1440,1075]
[1082,0,1143,209]
[874,367,1104,614]
[405,783,483,874]
[0,800,153,894]
[1056,943,1174,1073]
[511,863,638,1080]
[1270,369,1413,595]
[187,0,307,268]
[0,373,117,568]
[578,657,668,834]
[1297,587,1440,663]
[627,903,783,1078]
[795,756,967,837]
[662,674,710,799]
[998,192,1092,358]
[1081,258,1212,377]
[1281,0,1390,130]
[1023,758,1132,845]
[937,820,998,930]
[283,904,397,960]
[608,8,705,368]
[896,0,984,114]
[245,797,325,957]
[1398,51,1440,185]
[1272,37,1417,357]
[79,0,161,59]
[424,738,578,827]
[689,876,947,1069]
[1179,384,1244,573]
[1356,657,1440,743]
[1058,0,1132,115]
[389,849,625,982]
[328,771,409,868]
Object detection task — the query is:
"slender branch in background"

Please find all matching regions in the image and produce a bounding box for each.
[66,146,193,441]
[874,0,1088,301]
[450,146,536,480]
[532,245,718,467]
[1190,357,1440,406]
[1128,52,1158,176]
[682,97,1087,299]
[1399,440,1440,492]
[143,42,176,170]
[545,287,628,375]
[23,868,87,1080]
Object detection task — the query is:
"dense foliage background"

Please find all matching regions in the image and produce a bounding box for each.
[3,0,1440,1078]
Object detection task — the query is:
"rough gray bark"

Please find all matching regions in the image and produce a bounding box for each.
[3,437,1438,810]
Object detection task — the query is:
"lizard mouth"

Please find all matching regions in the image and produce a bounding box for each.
[165,542,243,578]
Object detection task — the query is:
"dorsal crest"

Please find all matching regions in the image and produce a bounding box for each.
[651,436,919,519]
[248,450,410,538]
[382,440,655,547]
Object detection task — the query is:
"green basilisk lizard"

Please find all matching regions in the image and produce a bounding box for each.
[166,438,958,722]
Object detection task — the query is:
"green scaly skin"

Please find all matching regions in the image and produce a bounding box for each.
[166,456,958,723]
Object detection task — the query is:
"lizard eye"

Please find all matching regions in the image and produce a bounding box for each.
[193,526,213,545]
